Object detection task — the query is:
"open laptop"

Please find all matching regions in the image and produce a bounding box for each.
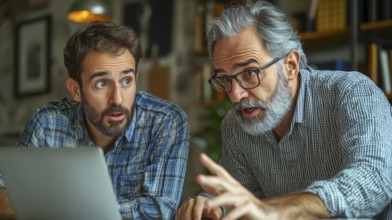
[0,147,122,220]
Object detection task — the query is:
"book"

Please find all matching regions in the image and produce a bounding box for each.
[194,2,207,53]
[368,42,378,84]
[379,48,392,94]
[366,0,379,22]
[381,0,392,20]
[305,0,319,32]
[316,0,347,31]
[367,38,392,97]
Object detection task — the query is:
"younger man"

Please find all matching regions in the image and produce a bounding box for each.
[0,21,190,219]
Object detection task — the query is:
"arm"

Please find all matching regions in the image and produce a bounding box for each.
[229,74,392,218]
[0,189,14,219]
[119,113,190,219]
[305,78,392,217]
[17,110,48,147]
[197,153,330,220]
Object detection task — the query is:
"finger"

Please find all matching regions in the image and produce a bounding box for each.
[197,173,244,196]
[222,203,251,220]
[175,205,182,220]
[196,174,238,196]
[199,153,239,184]
[176,199,193,220]
[176,198,203,220]
[206,191,266,215]
[206,192,247,209]
[203,206,224,220]
[222,201,265,220]
[199,153,225,176]
[192,196,208,219]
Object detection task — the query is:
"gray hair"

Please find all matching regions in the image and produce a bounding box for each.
[206,0,308,69]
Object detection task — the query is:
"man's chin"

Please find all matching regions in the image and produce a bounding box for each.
[102,127,125,138]
[98,121,127,138]
[235,113,275,136]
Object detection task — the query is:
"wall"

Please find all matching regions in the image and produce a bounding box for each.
[0,0,72,137]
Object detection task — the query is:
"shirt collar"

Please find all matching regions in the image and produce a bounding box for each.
[74,102,88,140]
[124,92,142,142]
[124,104,137,142]
[292,68,311,124]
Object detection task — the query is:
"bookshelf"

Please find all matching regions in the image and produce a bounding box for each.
[298,0,392,99]
[300,30,350,50]
[192,0,392,104]
[361,20,392,31]
[366,35,392,99]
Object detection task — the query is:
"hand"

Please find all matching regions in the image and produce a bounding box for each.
[196,153,276,220]
[196,153,330,220]
[176,195,223,220]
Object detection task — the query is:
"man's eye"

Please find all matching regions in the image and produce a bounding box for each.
[221,77,232,83]
[243,69,259,78]
[96,81,106,89]
[122,78,131,86]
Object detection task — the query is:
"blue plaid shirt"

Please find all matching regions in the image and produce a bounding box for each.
[220,68,392,219]
[11,91,190,219]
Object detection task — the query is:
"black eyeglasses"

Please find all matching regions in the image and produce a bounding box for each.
[208,56,283,94]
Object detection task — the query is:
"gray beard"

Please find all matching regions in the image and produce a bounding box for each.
[233,66,293,136]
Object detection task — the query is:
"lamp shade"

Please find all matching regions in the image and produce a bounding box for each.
[67,0,113,23]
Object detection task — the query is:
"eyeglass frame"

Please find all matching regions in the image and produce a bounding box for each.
[208,55,284,94]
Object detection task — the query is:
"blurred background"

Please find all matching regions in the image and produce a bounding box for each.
[0,0,392,199]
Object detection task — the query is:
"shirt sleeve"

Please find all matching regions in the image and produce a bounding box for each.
[17,109,47,147]
[305,79,392,217]
[118,112,190,219]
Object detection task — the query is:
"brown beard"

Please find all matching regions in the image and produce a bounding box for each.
[81,93,134,138]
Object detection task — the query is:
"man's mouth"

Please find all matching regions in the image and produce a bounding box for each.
[239,107,258,118]
[107,112,125,120]
[238,105,267,119]
[243,107,257,113]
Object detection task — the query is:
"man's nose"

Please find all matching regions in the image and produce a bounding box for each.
[228,79,248,103]
[110,84,123,105]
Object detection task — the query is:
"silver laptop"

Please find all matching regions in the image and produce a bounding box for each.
[0,147,122,220]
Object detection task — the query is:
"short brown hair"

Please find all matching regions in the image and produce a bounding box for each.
[63,21,142,83]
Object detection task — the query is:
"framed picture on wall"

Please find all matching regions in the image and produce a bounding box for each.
[14,15,51,97]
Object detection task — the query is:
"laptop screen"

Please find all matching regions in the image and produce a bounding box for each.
[0,147,122,220]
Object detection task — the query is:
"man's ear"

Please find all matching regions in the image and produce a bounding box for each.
[66,78,81,101]
[285,50,300,81]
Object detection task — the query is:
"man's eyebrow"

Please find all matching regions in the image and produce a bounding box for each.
[214,58,259,75]
[89,68,135,81]
[122,68,135,75]
[90,71,108,81]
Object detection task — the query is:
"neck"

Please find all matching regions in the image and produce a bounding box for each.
[94,136,115,154]
[273,105,295,142]
[85,119,115,154]
[273,74,300,142]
